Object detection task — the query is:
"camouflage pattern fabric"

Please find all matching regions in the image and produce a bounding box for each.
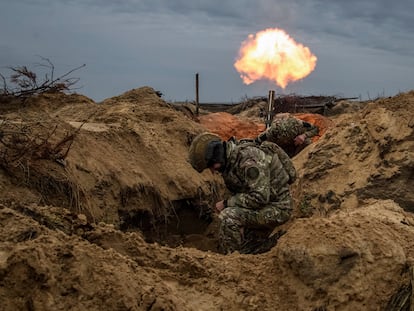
[219,205,291,254]
[264,115,319,157]
[218,140,293,254]
[259,141,296,184]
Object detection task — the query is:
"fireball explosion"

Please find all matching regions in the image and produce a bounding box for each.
[234,28,317,89]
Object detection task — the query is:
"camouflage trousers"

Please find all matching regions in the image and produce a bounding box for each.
[218,201,292,254]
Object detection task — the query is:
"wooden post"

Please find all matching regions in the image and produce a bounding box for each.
[266,90,275,129]
[195,73,199,116]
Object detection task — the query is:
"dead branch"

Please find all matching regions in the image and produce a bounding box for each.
[0,57,85,98]
[0,109,96,171]
[0,73,8,94]
[0,121,66,169]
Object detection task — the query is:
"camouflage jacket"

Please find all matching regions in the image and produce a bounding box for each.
[266,116,319,147]
[221,140,293,210]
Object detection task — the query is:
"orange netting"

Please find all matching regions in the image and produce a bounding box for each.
[198,112,265,141]
[199,112,333,142]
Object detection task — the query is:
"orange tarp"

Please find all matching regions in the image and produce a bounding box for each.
[199,112,333,142]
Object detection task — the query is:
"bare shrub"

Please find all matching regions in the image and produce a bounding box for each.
[0,57,85,98]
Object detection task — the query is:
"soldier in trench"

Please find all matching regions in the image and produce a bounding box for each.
[188,132,296,254]
[255,113,320,157]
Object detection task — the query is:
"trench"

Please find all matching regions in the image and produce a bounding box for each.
[119,199,220,253]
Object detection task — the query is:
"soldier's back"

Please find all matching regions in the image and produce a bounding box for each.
[267,116,303,146]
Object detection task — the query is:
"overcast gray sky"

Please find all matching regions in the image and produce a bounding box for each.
[1,0,413,102]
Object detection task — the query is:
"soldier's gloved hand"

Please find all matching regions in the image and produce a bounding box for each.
[294,134,307,146]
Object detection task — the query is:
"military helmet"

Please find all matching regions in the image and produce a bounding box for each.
[188,132,221,172]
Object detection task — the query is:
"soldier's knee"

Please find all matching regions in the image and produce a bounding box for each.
[219,207,243,227]
[263,207,291,226]
[278,208,292,225]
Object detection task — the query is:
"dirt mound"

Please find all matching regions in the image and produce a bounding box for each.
[291,91,414,216]
[1,87,414,310]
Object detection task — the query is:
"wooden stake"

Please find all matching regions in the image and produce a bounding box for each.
[195,73,199,116]
[266,90,275,129]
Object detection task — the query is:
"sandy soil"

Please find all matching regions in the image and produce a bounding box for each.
[0,87,414,310]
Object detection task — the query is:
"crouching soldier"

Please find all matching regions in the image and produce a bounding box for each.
[188,132,296,254]
[256,113,319,157]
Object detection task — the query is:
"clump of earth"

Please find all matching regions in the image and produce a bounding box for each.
[0,87,413,310]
